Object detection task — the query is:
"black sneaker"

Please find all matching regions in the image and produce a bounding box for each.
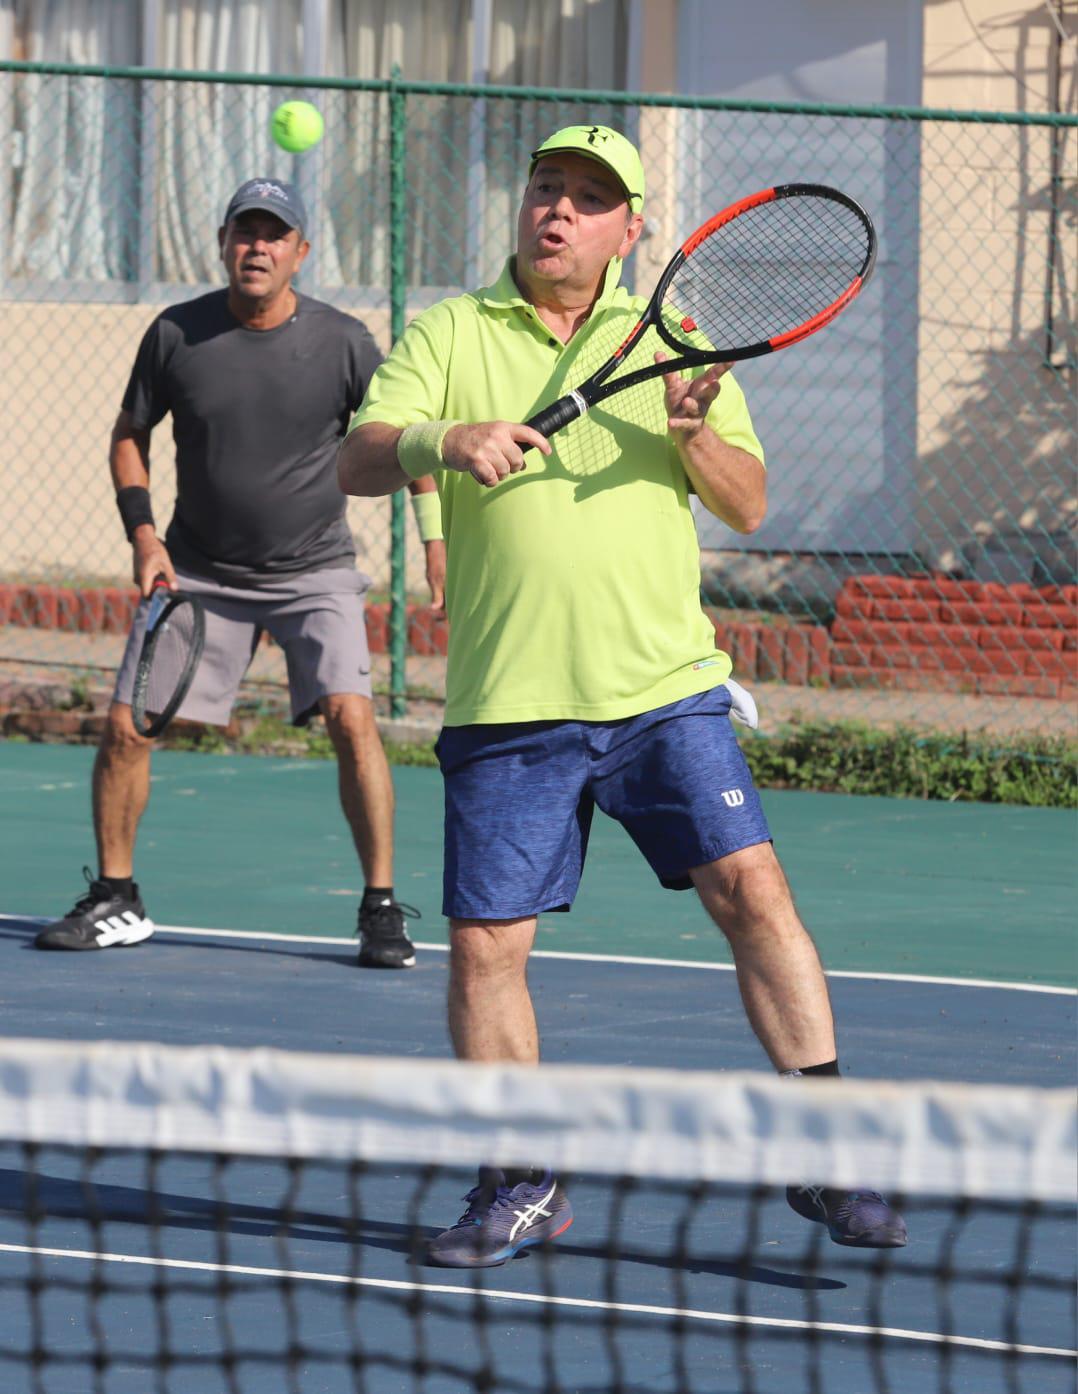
[356,895,418,969]
[786,1184,908,1248]
[34,868,154,951]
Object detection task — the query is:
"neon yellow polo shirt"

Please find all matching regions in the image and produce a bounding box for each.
[350,258,764,725]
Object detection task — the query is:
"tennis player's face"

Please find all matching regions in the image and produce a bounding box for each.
[219,211,309,305]
[518,155,642,295]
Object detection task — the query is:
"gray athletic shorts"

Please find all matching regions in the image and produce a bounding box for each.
[112,567,373,727]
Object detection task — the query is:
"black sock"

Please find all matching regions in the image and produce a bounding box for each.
[100,875,134,901]
[362,886,394,904]
[781,1059,841,1079]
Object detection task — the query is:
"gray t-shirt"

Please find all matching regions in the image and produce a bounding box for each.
[122,289,383,585]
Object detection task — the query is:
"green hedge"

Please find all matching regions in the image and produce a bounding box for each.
[163,715,1076,808]
[739,722,1076,808]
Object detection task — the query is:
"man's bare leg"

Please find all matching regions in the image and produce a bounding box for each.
[447,917,539,1062]
[321,693,395,886]
[691,841,836,1071]
[93,702,153,877]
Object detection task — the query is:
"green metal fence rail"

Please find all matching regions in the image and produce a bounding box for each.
[1,62,1075,741]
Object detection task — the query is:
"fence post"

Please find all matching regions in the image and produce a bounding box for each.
[388,65,408,719]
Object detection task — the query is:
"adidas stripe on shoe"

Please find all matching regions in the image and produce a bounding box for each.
[34,868,155,951]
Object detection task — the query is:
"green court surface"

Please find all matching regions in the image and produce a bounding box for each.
[1,741,1073,987]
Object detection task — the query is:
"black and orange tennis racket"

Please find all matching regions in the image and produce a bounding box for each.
[525,183,876,439]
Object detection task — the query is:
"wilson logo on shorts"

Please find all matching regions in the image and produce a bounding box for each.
[721,789,745,808]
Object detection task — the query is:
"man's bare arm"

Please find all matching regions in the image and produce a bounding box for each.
[110,409,176,593]
[338,422,409,497]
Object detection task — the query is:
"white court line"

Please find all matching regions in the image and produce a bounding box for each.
[1,914,1073,996]
[0,1242,1071,1360]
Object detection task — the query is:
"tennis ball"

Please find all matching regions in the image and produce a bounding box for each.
[271,100,324,153]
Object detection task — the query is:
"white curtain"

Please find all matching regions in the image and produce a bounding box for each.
[10,0,142,280]
[8,0,629,290]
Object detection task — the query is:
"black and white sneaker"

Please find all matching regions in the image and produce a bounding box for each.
[356,895,418,969]
[34,868,154,951]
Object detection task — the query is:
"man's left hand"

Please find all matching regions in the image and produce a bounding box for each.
[656,353,732,439]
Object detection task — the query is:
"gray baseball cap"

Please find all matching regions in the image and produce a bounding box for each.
[222,178,308,232]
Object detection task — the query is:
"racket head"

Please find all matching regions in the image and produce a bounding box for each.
[130,586,206,738]
[652,183,877,362]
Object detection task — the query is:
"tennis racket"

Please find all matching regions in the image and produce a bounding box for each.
[525,183,876,439]
[130,580,206,738]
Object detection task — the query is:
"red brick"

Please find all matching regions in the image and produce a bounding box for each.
[1023,604,1076,631]
[56,589,81,632]
[0,583,12,625]
[834,591,875,621]
[939,601,1025,627]
[904,644,988,673]
[783,628,809,686]
[728,623,758,680]
[870,644,914,669]
[757,627,784,682]
[875,599,941,622]
[832,617,914,645]
[848,575,920,600]
[1025,652,1077,679]
[102,588,138,634]
[1065,631,1078,652]
[29,586,60,628]
[917,622,982,648]
[909,577,977,602]
[830,664,881,689]
[808,628,832,683]
[979,626,1063,652]
[407,606,448,656]
[77,590,105,633]
[978,674,1061,698]
[364,604,388,653]
[833,643,872,666]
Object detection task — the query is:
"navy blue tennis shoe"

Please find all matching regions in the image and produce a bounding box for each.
[787,1184,908,1248]
[426,1167,573,1268]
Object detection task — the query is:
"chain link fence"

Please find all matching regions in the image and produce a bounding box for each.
[1,63,1075,736]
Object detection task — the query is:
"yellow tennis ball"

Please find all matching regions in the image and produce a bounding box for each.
[271,100,324,153]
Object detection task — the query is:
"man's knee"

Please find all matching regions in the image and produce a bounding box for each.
[320,692,378,749]
[101,703,153,760]
[692,841,796,930]
[448,920,534,986]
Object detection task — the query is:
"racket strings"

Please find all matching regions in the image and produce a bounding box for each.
[143,601,200,719]
[664,195,871,350]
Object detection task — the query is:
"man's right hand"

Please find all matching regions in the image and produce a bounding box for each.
[132,527,177,597]
[442,422,551,489]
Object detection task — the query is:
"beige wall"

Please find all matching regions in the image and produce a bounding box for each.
[0,299,427,594]
[917,0,1075,568]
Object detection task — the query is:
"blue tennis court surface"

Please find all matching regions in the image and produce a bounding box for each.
[0,744,1074,1391]
[0,919,1074,1393]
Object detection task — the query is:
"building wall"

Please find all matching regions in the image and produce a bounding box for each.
[916,0,1074,573]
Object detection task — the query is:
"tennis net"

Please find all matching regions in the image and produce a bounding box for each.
[0,1037,1073,1394]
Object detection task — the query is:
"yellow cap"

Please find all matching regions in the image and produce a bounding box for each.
[529,125,645,212]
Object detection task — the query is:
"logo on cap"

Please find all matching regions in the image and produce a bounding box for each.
[247,180,289,201]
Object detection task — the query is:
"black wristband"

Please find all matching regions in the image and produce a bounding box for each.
[116,486,155,542]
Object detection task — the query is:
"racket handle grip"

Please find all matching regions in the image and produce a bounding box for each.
[525,393,585,440]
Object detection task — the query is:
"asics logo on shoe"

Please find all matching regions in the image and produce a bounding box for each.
[508,1182,558,1242]
[721,788,745,807]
